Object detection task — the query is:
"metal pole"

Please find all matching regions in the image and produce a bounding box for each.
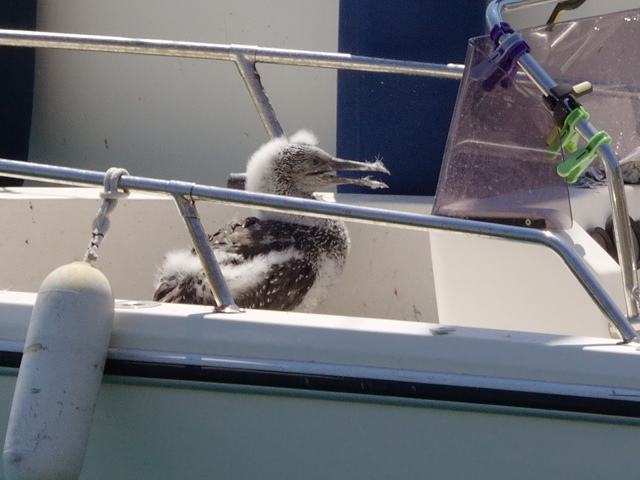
[0,28,461,137]
[0,29,465,79]
[232,53,284,139]
[578,120,640,319]
[486,0,560,27]
[172,193,241,313]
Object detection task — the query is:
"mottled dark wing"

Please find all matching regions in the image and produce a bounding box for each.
[156,217,319,310]
[209,217,318,310]
[153,255,315,310]
[208,217,303,259]
[234,256,317,310]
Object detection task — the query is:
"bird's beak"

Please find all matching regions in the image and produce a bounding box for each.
[318,157,390,189]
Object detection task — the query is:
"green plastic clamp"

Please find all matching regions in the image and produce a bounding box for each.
[546,106,590,159]
[556,130,611,183]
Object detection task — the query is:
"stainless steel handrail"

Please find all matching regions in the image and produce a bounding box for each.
[486,0,561,28]
[486,0,640,324]
[0,29,464,139]
[0,29,465,77]
[0,157,638,343]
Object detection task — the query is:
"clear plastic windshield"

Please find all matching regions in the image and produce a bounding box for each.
[434,8,640,230]
[433,35,572,230]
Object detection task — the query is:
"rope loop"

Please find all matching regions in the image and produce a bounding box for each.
[83,167,130,264]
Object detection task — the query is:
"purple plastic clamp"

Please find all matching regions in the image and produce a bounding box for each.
[480,23,530,92]
[490,22,515,47]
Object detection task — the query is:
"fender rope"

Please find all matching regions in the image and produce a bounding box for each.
[83,167,130,264]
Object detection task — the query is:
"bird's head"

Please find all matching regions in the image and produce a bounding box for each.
[245,130,389,198]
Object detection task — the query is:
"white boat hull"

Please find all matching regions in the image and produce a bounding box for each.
[1,294,640,479]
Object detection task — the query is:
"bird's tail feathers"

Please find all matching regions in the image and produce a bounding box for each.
[153,250,213,304]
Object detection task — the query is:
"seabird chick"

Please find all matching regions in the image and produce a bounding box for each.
[153,130,389,311]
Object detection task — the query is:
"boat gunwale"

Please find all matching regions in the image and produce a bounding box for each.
[2,339,640,419]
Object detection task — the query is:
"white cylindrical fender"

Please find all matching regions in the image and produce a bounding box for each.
[3,262,114,480]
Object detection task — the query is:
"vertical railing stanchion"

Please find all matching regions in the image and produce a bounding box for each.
[232,50,284,139]
[172,192,241,313]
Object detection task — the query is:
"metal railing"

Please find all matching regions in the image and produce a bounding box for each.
[0,22,638,342]
[0,27,466,312]
[486,0,640,335]
[0,29,464,139]
[0,157,638,343]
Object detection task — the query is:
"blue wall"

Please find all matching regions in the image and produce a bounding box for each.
[0,1,37,187]
[337,0,485,195]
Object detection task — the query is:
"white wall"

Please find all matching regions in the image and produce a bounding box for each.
[29,1,339,186]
